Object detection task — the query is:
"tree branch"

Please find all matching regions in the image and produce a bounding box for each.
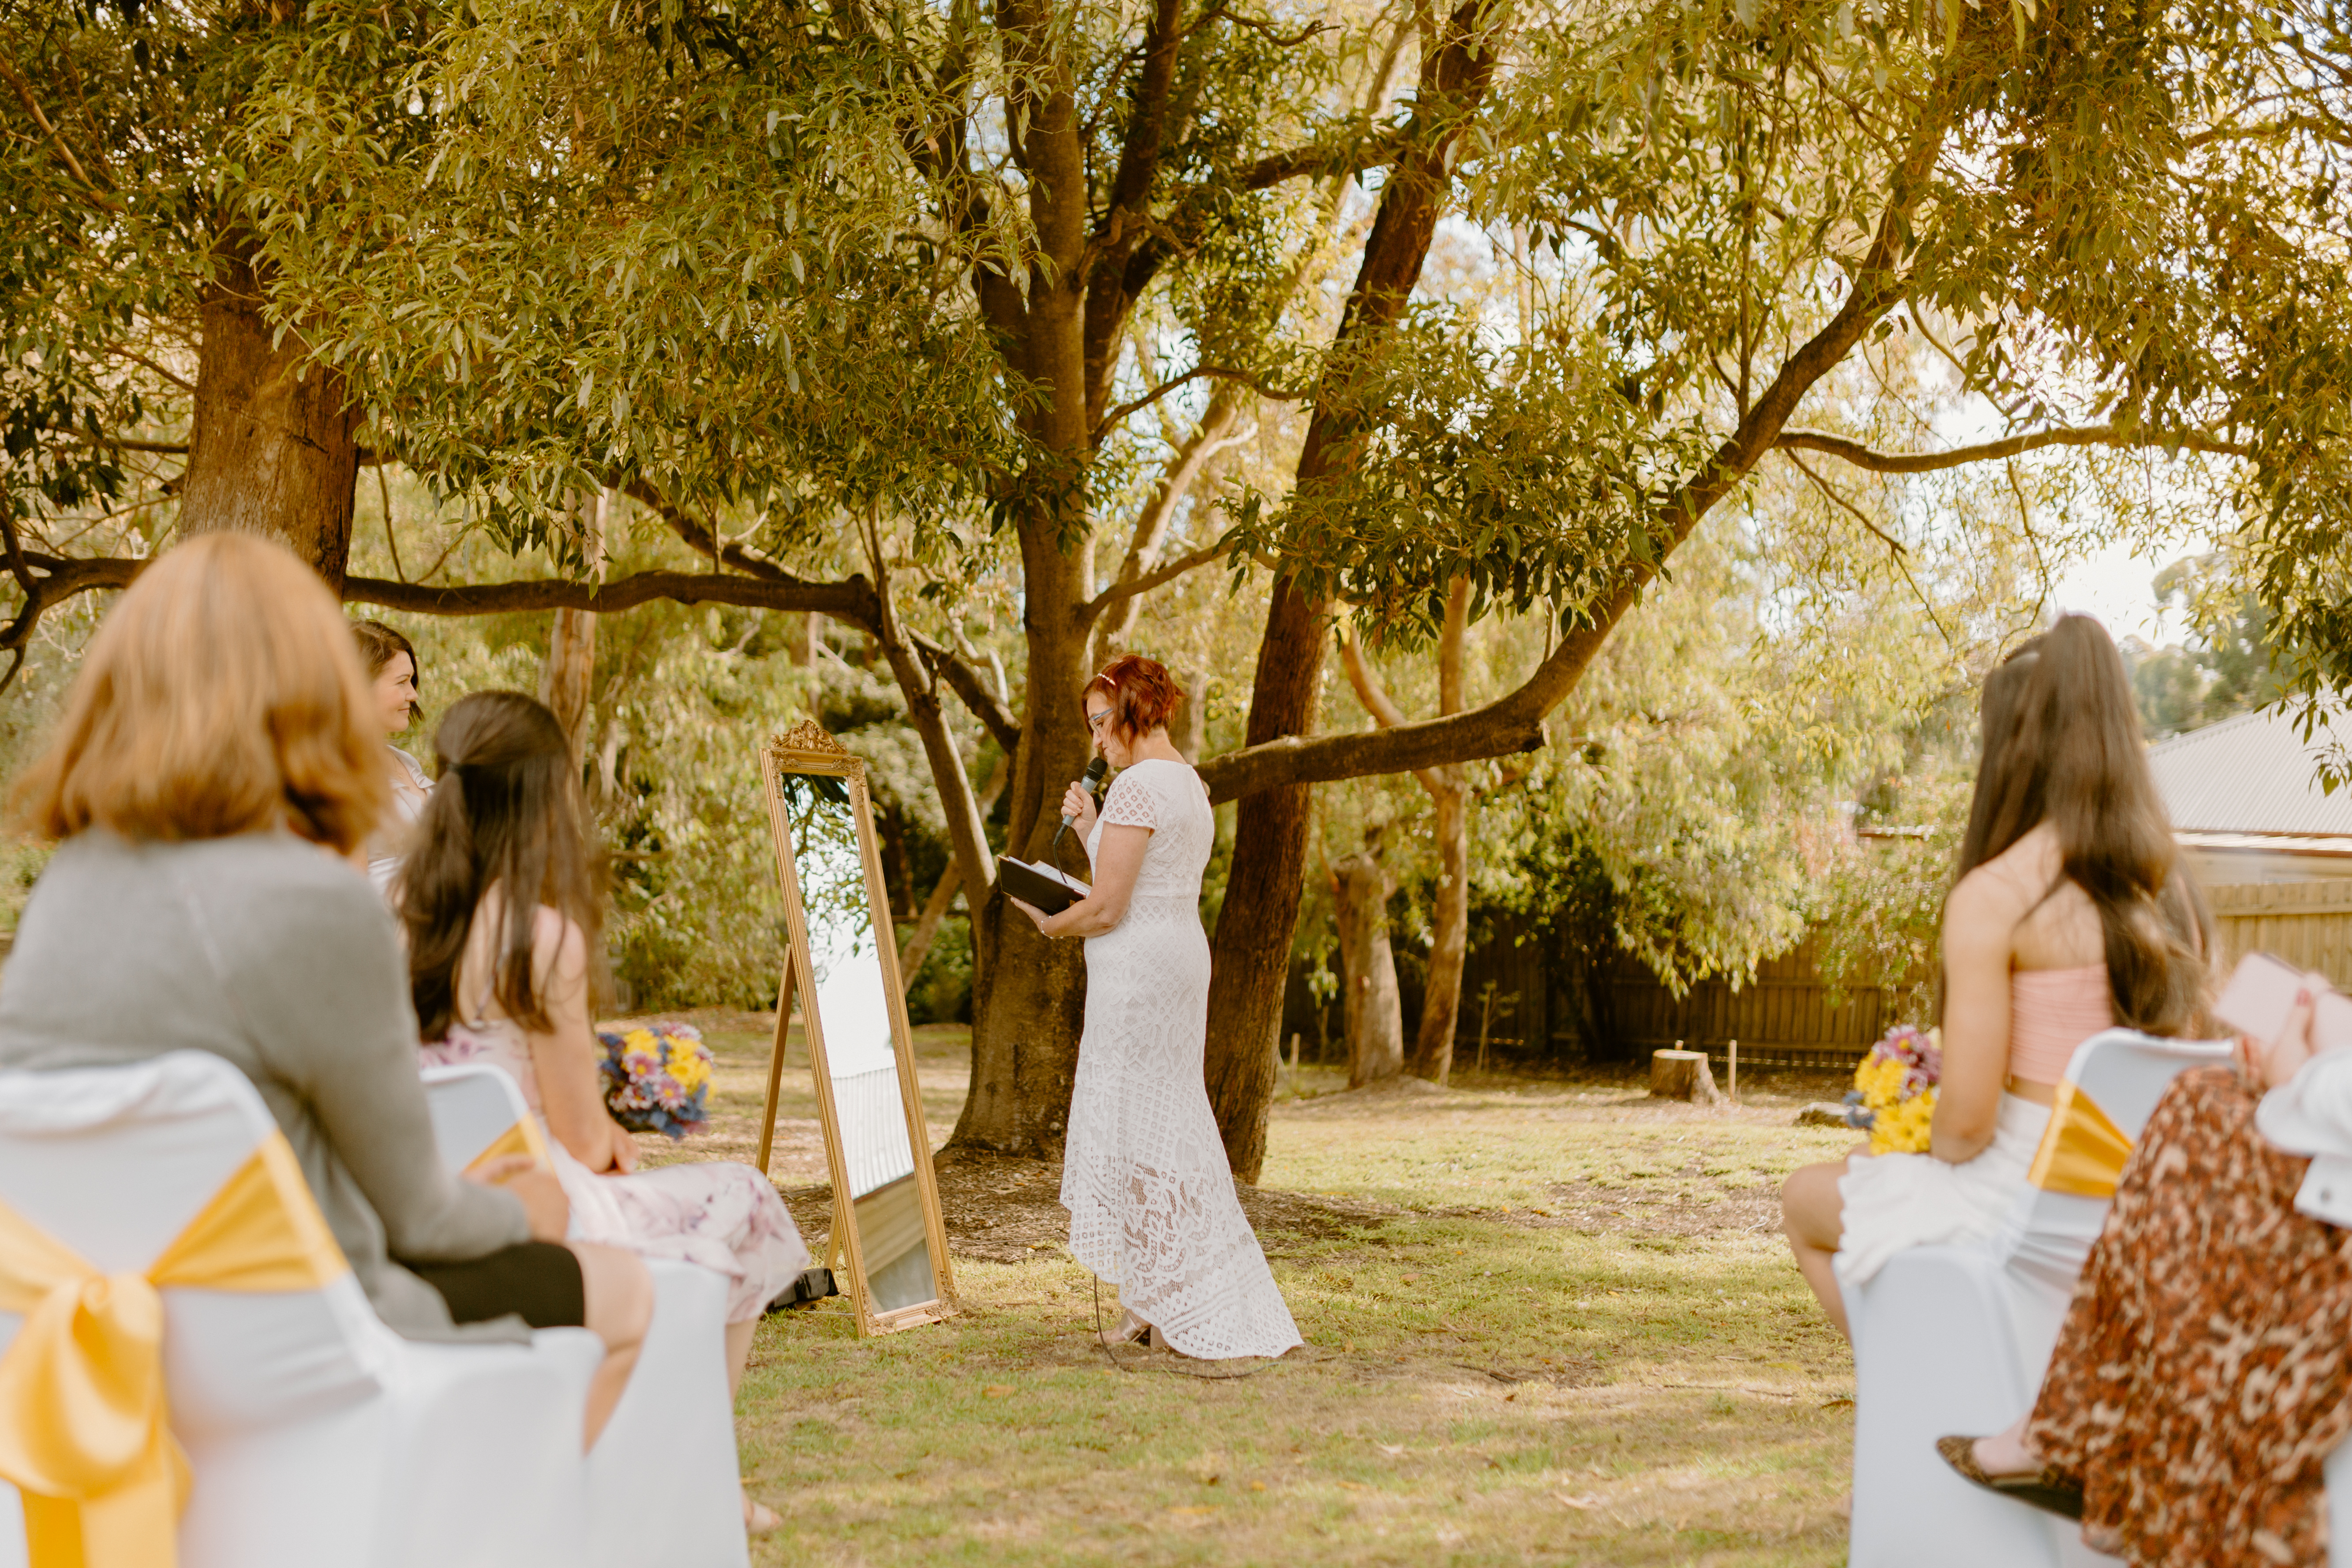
[910,630,1023,755]
[1239,123,1412,190]
[346,571,881,620]
[1774,423,2254,473]
[1199,57,1966,804]
[1092,363,1306,440]
[0,55,115,206]
[1085,537,1235,620]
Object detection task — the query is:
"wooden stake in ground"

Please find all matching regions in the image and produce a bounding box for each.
[1727,1038,1738,1104]
[1651,1045,1723,1105]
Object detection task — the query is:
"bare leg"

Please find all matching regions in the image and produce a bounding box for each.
[571,1242,652,1451]
[1781,1159,1853,1340]
[726,1317,756,1398]
[727,1317,782,1532]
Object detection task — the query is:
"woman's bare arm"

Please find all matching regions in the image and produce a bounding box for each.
[525,909,637,1173]
[1932,868,2019,1162]
[1013,824,1151,939]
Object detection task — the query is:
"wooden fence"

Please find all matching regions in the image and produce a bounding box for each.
[2208,881,2352,988]
[1594,938,1929,1072]
[1284,877,2352,1075]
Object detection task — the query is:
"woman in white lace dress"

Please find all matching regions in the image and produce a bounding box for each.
[1008,655,1303,1360]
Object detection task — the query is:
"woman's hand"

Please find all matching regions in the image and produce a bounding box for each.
[468,1155,569,1241]
[1008,896,1054,936]
[2247,979,2328,1091]
[1059,778,1101,842]
[605,1116,640,1174]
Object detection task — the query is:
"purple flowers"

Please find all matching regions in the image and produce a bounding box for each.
[598,1022,714,1141]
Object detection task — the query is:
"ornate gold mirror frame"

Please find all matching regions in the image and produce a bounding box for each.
[755,720,958,1335]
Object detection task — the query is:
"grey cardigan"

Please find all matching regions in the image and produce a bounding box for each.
[0,829,531,1340]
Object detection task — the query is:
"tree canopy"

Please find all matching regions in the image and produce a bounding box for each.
[5,0,2347,1175]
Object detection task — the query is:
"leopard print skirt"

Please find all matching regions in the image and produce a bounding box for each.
[2027,1066,2352,1566]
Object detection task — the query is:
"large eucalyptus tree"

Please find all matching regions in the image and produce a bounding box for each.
[4,0,2345,1186]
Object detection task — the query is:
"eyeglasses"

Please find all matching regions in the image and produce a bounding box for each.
[1086,708,1113,733]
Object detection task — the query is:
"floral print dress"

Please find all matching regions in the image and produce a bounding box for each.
[422,1016,809,1323]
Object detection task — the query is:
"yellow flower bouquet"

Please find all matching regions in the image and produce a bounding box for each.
[597,1022,713,1141]
[1847,1025,1942,1156]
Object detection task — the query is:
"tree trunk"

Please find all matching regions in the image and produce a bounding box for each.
[1198,1,1500,1181]
[897,751,1011,984]
[1334,849,1404,1086]
[179,233,360,587]
[1172,661,1209,763]
[952,501,1096,1155]
[1202,573,1329,1179]
[539,490,606,769]
[1409,775,1468,1082]
[1408,580,1473,1082]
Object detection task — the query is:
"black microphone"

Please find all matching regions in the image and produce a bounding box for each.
[1050,757,1110,854]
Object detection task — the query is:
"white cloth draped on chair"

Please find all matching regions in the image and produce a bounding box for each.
[1843,1029,2232,1568]
[0,1051,605,1568]
[419,1063,751,1568]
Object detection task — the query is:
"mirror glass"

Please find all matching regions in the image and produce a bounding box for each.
[779,773,938,1314]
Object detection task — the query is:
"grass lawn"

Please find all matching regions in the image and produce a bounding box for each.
[620,1011,1863,1566]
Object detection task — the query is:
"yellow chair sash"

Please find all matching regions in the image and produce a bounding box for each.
[2026,1079,2135,1198]
[0,1130,348,1568]
[460,1115,549,1178]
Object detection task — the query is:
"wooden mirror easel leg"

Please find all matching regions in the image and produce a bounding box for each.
[756,965,796,1177]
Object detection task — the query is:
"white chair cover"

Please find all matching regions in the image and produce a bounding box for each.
[1844,1029,2231,1568]
[0,1051,603,1568]
[417,1064,751,1568]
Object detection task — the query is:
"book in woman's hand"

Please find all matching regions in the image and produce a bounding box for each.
[997,857,1091,916]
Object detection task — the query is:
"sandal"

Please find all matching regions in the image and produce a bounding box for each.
[1934,1435,2085,1520]
[1098,1309,1150,1348]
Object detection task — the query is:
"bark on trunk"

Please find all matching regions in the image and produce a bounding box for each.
[1334,849,1403,1086]
[1409,776,1468,1082]
[1202,573,1329,1179]
[538,491,606,769]
[952,503,1096,1155]
[179,233,360,587]
[1408,581,1472,1082]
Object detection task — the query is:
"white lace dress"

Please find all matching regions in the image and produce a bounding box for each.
[1062,759,1303,1359]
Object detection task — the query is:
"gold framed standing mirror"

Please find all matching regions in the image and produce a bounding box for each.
[755,720,958,1335]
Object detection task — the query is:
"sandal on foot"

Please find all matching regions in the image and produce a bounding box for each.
[1935,1435,2085,1520]
[1098,1310,1149,1348]
[743,1497,783,1534]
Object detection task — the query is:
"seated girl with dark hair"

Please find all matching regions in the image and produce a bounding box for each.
[0,534,650,1448]
[405,690,810,1532]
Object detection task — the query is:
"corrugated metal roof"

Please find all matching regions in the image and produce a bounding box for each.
[2146,708,2352,837]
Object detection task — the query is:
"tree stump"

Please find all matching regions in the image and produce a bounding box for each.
[1650,1048,1723,1104]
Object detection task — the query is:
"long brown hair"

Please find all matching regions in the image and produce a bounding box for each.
[403,691,600,1039]
[1946,615,2210,1034]
[14,534,387,853]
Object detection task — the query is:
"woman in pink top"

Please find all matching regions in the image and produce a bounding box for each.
[1781,615,2210,1338]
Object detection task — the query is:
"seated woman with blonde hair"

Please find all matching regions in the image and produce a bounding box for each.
[406,690,810,1531]
[0,534,651,1447]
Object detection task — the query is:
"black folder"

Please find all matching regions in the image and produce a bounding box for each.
[997,856,1090,915]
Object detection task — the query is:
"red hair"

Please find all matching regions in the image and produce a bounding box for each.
[1082,655,1183,741]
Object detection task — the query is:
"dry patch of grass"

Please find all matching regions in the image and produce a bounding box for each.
[618,1012,1860,1565]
